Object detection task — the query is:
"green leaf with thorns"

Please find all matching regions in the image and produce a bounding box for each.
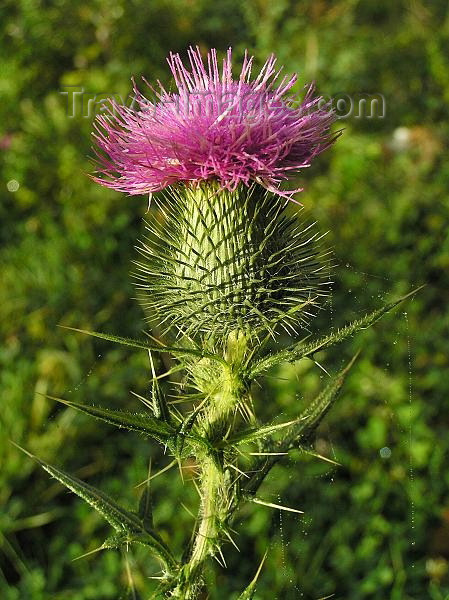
[243,354,358,498]
[249,287,424,377]
[48,394,213,456]
[59,325,225,364]
[281,351,360,448]
[47,395,175,443]
[221,417,305,448]
[12,443,177,572]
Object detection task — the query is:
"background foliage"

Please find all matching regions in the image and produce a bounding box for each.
[1,1,448,598]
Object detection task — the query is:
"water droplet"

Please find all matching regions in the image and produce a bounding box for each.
[380,446,391,459]
[7,179,20,192]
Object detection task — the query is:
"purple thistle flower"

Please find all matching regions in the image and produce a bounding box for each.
[92,46,339,199]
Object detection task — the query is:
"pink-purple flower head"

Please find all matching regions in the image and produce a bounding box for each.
[92,46,339,199]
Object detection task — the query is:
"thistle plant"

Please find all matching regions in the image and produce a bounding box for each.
[17,47,419,599]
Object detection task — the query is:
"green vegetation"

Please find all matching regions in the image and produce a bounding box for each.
[1,1,448,598]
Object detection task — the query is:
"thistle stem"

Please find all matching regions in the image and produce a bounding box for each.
[172,356,246,599]
[171,455,228,599]
[189,455,224,574]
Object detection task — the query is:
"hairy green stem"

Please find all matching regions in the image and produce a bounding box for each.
[189,456,225,576]
[171,456,228,599]
[171,332,249,599]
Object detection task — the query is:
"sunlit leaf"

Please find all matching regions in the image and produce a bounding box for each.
[47,395,175,444]
[243,354,358,498]
[222,418,303,448]
[250,287,423,376]
[282,352,359,446]
[12,443,177,572]
[59,325,225,363]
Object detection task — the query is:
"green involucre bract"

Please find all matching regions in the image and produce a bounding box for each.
[134,183,330,343]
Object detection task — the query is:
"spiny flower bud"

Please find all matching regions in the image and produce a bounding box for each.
[134,183,330,343]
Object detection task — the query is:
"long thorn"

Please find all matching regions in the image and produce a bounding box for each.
[228,464,249,479]
[252,498,304,514]
[180,503,196,519]
[134,459,177,488]
[72,544,107,561]
[223,528,240,552]
[300,447,341,466]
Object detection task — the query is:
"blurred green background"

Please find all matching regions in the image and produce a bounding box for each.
[1,1,448,598]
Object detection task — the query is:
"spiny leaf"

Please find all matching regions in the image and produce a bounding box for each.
[243,354,358,498]
[281,352,359,447]
[51,395,211,456]
[222,418,304,448]
[47,395,175,443]
[250,287,423,377]
[102,532,131,550]
[13,443,142,532]
[58,326,225,364]
[12,443,177,572]
[73,532,130,561]
[237,551,267,599]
